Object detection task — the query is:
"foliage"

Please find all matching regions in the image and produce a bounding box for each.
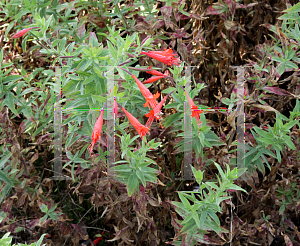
[0,0,299,245]
[0,232,46,246]
[170,163,247,245]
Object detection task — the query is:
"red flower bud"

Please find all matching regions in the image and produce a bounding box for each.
[11,27,38,39]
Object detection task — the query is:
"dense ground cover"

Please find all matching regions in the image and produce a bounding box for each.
[0,0,300,245]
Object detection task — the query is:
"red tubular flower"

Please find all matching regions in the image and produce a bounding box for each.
[185,91,203,129]
[146,66,166,76]
[89,109,105,157]
[90,231,105,246]
[92,237,103,245]
[131,74,160,109]
[109,87,118,119]
[11,27,36,39]
[145,90,175,129]
[122,107,150,139]
[140,48,181,66]
[145,49,176,56]
[143,76,166,84]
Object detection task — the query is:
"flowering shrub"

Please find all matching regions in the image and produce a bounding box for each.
[1,0,299,245]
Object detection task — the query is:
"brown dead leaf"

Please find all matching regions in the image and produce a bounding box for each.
[283,234,293,246]
[251,104,279,113]
[224,20,238,30]
[227,110,236,129]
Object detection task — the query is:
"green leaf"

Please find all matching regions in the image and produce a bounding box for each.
[279,205,285,215]
[172,201,188,211]
[5,21,15,40]
[116,66,126,80]
[142,173,158,183]
[206,182,218,190]
[214,162,226,181]
[182,213,195,225]
[178,192,191,210]
[5,92,20,117]
[181,218,197,234]
[3,75,23,84]
[136,169,146,187]
[207,210,220,225]
[0,170,13,187]
[107,41,117,61]
[161,87,176,94]
[0,237,12,245]
[164,112,183,128]
[39,215,48,224]
[283,2,300,13]
[192,210,200,228]
[83,74,97,85]
[278,63,286,75]
[58,37,67,53]
[286,61,298,69]
[225,184,247,193]
[284,120,298,130]
[199,209,207,229]
[282,135,296,150]
[127,174,139,197]
[40,203,48,213]
[35,234,46,246]
[0,152,12,169]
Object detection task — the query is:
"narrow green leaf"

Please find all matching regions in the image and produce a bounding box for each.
[192,210,200,228]
[136,169,146,187]
[199,209,207,229]
[127,174,139,197]
[5,92,20,117]
[178,192,191,210]
[107,41,117,60]
[283,135,296,150]
[0,170,13,187]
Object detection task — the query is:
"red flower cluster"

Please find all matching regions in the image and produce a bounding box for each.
[89,47,202,156]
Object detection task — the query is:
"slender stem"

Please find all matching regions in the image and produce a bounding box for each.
[116,102,123,109]
[102,101,107,110]
[118,67,133,76]
[28,15,33,24]
[36,40,51,51]
[127,67,153,71]
[166,76,185,91]
[118,60,132,66]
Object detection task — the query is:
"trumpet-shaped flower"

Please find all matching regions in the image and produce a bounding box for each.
[140,48,181,66]
[131,74,160,109]
[122,107,150,139]
[146,66,166,76]
[109,87,118,119]
[143,76,166,84]
[145,90,175,129]
[11,27,36,39]
[185,91,203,129]
[89,109,105,157]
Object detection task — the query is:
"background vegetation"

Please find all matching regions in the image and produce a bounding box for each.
[0,0,300,245]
